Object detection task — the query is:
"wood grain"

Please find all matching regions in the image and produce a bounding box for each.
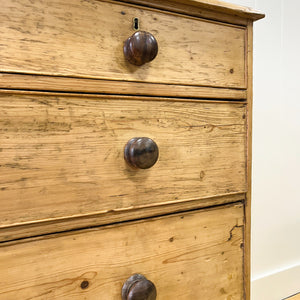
[0,73,247,99]
[0,193,244,242]
[0,203,244,299]
[0,0,246,88]
[119,0,265,22]
[0,92,247,230]
[244,21,253,300]
[119,0,248,26]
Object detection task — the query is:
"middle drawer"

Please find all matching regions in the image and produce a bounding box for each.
[0,92,246,229]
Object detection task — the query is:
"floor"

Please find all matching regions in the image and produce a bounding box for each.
[286,293,300,300]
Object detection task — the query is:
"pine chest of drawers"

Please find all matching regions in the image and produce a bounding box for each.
[0,0,264,299]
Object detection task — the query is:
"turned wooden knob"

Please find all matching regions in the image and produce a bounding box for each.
[124,31,158,66]
[122,274,157,300]
[124,137,159,169]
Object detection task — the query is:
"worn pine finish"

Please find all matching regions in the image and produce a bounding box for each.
[0,74,248,99]
[0,204,244,300]
[244,21,253,300]
[0,0,246,88]
[0,92,246,229]
[0,0,264,298]
[119,0,265,23]
[0,193,244,242]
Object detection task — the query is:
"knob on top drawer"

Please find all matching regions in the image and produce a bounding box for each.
[0,0,246,88]
[124,31,158,66]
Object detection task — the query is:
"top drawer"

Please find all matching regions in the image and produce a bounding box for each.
[0,0,246,88]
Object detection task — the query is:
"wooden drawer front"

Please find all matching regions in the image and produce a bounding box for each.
[0,204,244,299]
[0,93,247,228]
[0,0,246,88]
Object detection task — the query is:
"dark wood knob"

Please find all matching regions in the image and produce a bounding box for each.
[122,274,157,300]
[124,137,159,169]
[124,31,158,66]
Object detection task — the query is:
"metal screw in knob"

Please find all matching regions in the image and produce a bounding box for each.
[124,137,159,169]
[122,274,157,300]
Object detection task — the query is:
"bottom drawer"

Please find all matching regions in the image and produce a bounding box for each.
[0,204,244,299]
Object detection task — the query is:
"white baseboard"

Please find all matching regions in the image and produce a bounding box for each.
[251,264,300,300]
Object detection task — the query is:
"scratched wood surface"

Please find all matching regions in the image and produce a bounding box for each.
[0,204,244,299]
[120,0,265,22]
[0,74,248,100]
[0,0,246,88]
[0,193,245,242]
[0,92,247,230]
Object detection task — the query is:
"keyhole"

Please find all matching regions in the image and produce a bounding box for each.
[133,17,139,30]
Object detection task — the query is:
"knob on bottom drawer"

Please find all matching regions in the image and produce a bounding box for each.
[122,274,157,300]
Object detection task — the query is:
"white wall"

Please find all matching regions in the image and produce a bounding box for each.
[225,0,300,299]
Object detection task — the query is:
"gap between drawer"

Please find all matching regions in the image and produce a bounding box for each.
[0,193,245,244]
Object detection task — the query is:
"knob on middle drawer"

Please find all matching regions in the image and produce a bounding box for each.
[124,137,159,169]
[123,31,158,66]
